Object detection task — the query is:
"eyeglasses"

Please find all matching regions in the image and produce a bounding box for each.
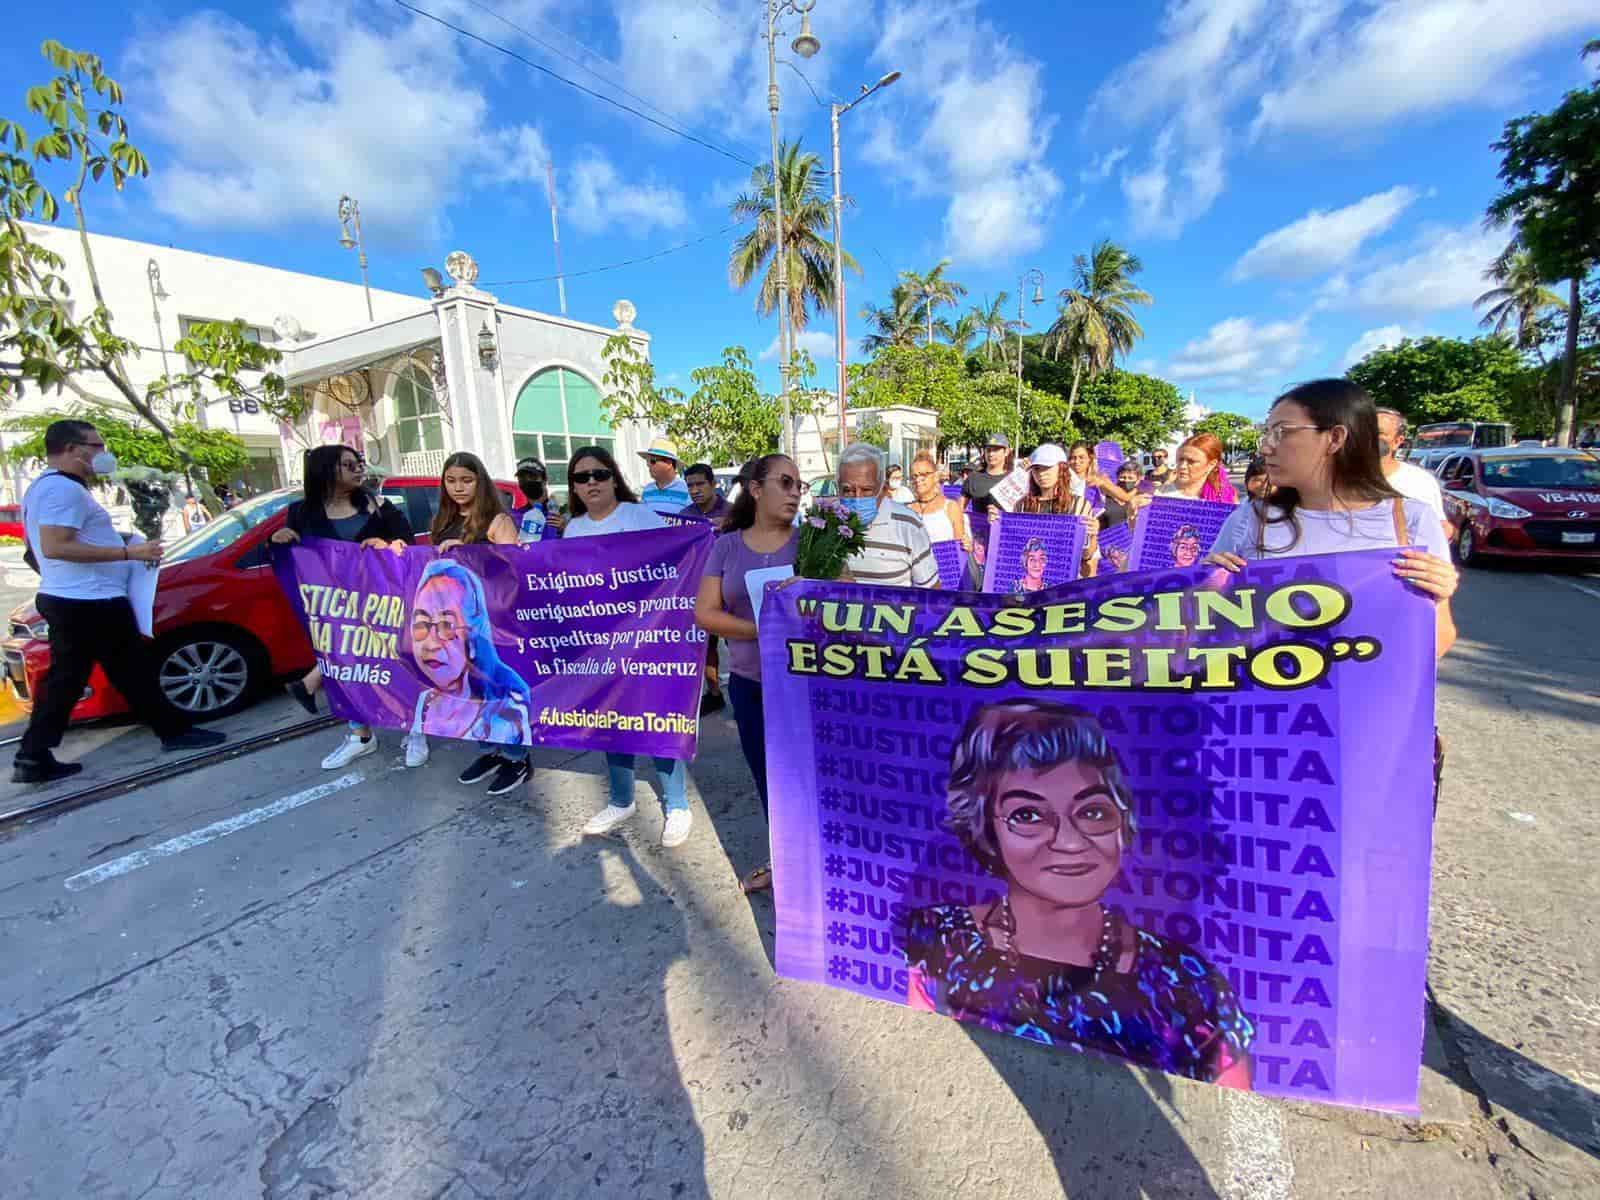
[570,468,615,485]
[761,473,802,493]
[1000,792,1126,841]
[1260,423,1323,448]
[412,615,462,642]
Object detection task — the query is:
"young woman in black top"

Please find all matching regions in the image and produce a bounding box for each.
[270,445,424,770]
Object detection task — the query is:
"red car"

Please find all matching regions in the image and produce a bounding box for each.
[1438,448,1600,565]
[0,503,23,541]
[1,476,526,724]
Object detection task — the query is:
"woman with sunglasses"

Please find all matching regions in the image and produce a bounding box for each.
[693,454,802,893]
[564,445,694,848]
[270,445,425,770]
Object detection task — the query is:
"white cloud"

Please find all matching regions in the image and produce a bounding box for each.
[865,1,1062,263]
[563,153,687,235]
[761,329,837,362]
[1168,316,1311,391]
[1229,186,1420,282]
[1336,223,1505,317]
[1340,325,1414,370]
[1080,147,1129,183]
[123,1,681,242]
[612,0,750,124]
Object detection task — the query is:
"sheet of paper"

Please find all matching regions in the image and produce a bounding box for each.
[124,532,158,637]
[746,564,795,627]
[986,466,1031,512]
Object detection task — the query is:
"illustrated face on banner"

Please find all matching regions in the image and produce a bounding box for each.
[1020,542,1048,589]
[412,574,470,693]
[991,759,1124,907]
[1129,496,1235,573]
[1171,526,1204,568]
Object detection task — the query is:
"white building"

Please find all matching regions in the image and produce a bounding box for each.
[7,223,654,503]
[793,404,939,483]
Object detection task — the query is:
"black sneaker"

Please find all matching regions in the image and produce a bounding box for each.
[457,752,504,785]
[699,691,726,716]
[161,728,228,753]
[12,755,85,785]
[287,679,319,715]
[485,758,531,796]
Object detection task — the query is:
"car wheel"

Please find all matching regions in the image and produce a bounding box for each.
[157,630,259,719]
[1455,522,1480,567]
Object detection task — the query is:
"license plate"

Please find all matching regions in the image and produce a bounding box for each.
[1562,532,1596,544]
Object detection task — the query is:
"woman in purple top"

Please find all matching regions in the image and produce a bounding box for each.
[694,453,802,893]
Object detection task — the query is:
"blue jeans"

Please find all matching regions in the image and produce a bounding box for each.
[605,752,687,813]
[480,739,528,762]
[727,674,768,819]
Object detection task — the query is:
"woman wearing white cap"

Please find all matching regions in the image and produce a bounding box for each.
[1018,443,1099,577]
[638,438,690,516]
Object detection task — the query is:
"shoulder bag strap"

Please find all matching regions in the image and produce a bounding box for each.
[1390,497,1410,548]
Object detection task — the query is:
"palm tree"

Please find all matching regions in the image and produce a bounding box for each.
[728,140,859,343]
[900,259,967,347]
[1045,239,1152,422]
[971,293,1019,366]
[941,310,981,357]
[858,282,922,355]
[1475,246,1563,350]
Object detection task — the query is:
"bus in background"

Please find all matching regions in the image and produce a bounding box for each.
[1409,421,1513,471]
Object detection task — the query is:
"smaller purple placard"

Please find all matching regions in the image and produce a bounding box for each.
[930,540,968,590]
[981,511,1092,592]
[1096,521,1133,575]
[1129,495,1234,572]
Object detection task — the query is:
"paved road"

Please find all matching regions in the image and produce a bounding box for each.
[0,564,1595,1198]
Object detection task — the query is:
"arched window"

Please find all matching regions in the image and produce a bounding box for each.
[512,368,610,486]
[393,366,442,455]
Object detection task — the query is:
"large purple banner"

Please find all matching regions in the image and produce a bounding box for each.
[760,552,1437,1111]
[275,525,713,758]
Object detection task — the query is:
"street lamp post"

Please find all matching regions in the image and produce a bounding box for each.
[766,0,821,458]
[830,70,900,458]
[146,259,171,384]
[1015,268,1044,449]
[337,195,375,323]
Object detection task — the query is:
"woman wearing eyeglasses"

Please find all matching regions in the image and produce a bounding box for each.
[563,445,695,848]
[693,454,802,892]
[898,700,1254,1086]
[270,444,424,771]
[407,558,532,744]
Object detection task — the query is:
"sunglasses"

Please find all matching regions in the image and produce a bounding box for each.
[571,468,615,485]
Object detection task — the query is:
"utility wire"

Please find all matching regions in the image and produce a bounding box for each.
[483,220,750,287]
[392,0,759,168]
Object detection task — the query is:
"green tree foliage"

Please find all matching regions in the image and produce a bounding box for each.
[1485,46,1600,444]
[847,343,968,416]
[1044,240,1153,421]
[0,42,279,500]
[858,282,922,355]
[1071,371,1190,452]
[1345,335,1523,425]
[852,413,890,449]
[1190,411,1260,455]
[4,405,247,478]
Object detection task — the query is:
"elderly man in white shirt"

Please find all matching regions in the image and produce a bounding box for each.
[835,444,939,588]
[1377,408,1450,541]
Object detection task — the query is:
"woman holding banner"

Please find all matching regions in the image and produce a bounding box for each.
[426,452,535,797]
[563,445,694,848]
[905,451,969,551]
[1018,444,1098,578]
[271,445,428,771]
[899,700,1255,1086]
[1157,433,1237,504]
[694,453,803,893]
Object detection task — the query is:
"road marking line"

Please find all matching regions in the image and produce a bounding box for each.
[1559,578,1600,602]
[63,771,368,891]
[1223,1090,1294,1200]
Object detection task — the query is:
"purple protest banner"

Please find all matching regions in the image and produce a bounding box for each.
[1131,495,1235,573]
[942,483,964,502]
[759,552,1437,1112]
[274,525,713,758]
[1096,521,1134,575]
[981,512,1093,592]
[1084,440,1124,512]
[930,540,967,590]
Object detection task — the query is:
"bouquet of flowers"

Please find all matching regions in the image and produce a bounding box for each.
[112,466,185,542]
[796,500,867,580]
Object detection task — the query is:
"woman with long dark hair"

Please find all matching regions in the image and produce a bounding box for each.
[1158,433,1237,504]
[562,444,695,847]
[694,453,802,893]
[1018,444,1098,578]
[270,445,425,770]
[1207,379,1457,656]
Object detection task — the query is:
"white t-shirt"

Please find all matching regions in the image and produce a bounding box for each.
[563,501,666,539]
[1212,498,1450,562]
[1385,461,1447,526]
[915,504,956,543]
[24,472,128,600]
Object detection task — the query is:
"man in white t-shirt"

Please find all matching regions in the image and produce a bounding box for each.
[15,420,226,784]
[1377,409,1450,541]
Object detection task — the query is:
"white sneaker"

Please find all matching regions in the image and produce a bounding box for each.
[403,734,430,769]
[321,733,376,770]
[661,808,693,848]
[582,803,636,836]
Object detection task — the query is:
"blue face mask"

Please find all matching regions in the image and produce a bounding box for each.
[839,496,879,523]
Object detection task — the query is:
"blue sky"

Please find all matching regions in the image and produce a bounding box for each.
[5,0,1596,418]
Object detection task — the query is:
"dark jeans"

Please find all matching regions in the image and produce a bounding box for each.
[728,673,768,819]
[20,594,189,758]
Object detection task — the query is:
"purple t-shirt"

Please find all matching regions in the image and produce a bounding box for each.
[703,527,799,682]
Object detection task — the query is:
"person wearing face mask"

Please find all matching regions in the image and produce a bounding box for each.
[836,443,939,588]
[13,420,227,783]
[512,458,565,543]
[1375,409,1448,541]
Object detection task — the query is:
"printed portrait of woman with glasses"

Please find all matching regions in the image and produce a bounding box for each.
[406,558,534,745]
[897,699,1255,1087]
